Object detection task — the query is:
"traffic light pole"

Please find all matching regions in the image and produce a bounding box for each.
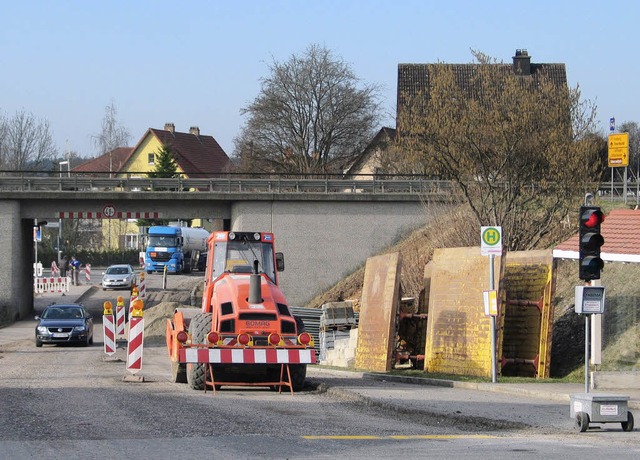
[584,310,590,394]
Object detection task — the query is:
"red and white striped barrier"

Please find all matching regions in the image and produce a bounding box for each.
[51,261,60,277]
[115,296,126,336]
[126,299,145,374]
[84,264,91,282]
[102,302,116,356]
[179,348,316,365]
[34,276,70,294]
[137,273,146,299]
[128,288,139,316]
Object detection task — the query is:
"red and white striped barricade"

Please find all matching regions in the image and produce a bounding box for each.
[179,348,317,365]
[126,299,145,374]
[34,277,46,293]
[115,296,126,337]
[51,261,60,277]
[102,301,116,356]
[137,272,146,299]
[84,264,91,283]
[33,276,70,294]
[128,287,139,316]
[179,346,317,394]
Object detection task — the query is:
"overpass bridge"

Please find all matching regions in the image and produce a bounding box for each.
[0,174,454,324]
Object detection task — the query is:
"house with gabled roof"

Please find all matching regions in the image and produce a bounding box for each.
[73,147,135,175]
[396,49,567,136]
[350,50,568,176]
[75,124,230,251]
[120,123,230,177]
[344,127,396,178]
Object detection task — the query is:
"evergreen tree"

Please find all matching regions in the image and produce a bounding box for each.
[148,145,178,178]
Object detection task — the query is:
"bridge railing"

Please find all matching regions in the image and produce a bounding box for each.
[0,172,454,196]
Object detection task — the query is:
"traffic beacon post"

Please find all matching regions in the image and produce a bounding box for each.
[570,205,634,433]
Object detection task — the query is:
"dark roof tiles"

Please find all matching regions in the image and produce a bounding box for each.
[147,128,230,178]
[72,147,134,173]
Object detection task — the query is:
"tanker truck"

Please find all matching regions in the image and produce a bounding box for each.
[144,226,209,274]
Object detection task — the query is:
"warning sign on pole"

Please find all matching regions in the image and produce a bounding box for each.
[608,132,629,167]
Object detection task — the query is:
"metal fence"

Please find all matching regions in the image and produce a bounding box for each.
[0,172,453,196]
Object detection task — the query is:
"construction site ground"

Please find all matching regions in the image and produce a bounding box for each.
[2,275,636,437]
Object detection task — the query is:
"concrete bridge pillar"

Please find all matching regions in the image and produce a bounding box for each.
[0,201,33,323]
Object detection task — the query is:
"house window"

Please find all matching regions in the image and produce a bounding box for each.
[123,234,140,250]
[148,153,155,165]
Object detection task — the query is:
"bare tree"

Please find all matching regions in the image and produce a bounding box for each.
[92,100,131,175]
[234,44,382,174]
[0,110,57,171]
[395,51,603,251]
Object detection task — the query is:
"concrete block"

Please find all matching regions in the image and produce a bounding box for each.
[592,371,640,390]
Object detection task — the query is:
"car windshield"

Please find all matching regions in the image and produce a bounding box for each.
[106,267,129,275]
[148,236,177,247]
[43,307,83,319]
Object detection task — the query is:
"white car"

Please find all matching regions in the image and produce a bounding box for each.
[101,264,136,290]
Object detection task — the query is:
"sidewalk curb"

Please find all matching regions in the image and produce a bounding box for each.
[308,366,640,411]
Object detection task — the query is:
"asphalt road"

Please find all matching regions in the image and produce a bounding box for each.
[1,273,639,459]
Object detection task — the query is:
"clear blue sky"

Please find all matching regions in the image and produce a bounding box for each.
[2,0,637,159]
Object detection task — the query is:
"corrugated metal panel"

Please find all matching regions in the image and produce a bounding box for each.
[502,250,555,378]
[354,253,402,372]
[424,247,504,378]
[290,306,322,361]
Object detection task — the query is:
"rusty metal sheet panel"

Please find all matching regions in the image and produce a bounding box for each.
[354,253,401,372]
[503,250,555,378]
[424,247,504,378]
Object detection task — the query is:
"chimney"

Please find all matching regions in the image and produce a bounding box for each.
[189,126,200,136]
[164,123,175,133]
[513,49,531,76]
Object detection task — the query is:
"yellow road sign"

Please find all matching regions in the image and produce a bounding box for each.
[608,132,629,167]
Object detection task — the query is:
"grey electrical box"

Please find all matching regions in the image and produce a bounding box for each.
[574,286,605,314]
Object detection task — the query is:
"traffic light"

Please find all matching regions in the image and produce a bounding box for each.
[578,206,605,281]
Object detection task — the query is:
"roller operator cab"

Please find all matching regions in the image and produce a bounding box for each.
[166,231,316,392]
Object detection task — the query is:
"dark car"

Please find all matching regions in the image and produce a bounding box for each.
[35,304,94,347]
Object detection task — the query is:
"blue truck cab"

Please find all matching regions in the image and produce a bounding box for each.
[144,226,209,274]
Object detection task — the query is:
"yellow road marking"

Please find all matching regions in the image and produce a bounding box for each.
[302,435,497,440]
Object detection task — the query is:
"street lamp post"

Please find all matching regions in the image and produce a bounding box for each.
[59,160,70,178]
[57,161,70,264]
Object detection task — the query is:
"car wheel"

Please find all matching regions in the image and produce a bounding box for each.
[35,340,42,348]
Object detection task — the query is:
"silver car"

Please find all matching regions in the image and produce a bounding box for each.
[101,264,136,290]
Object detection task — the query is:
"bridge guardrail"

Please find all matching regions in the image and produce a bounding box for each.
[0,174,454,196]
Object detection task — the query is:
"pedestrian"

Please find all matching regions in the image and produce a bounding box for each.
[60,255,68,277]
[70,256,81,286]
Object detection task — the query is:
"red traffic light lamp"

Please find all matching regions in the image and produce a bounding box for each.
[578,206,605,281]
